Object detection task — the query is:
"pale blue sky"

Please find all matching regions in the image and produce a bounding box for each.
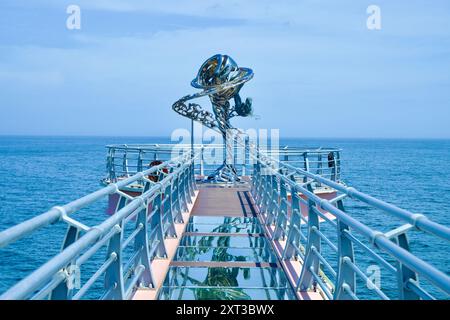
[0,0,449,138]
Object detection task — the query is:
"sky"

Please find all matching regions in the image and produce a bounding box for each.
[0,0,449,138]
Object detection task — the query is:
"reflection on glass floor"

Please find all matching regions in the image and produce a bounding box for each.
[158,287,296,300]
[159,267,296,300]
[163,266,289,288]
[185,223,263,234]
[174,246,277,263]
[158,215,296,300]
[188,216,260,225]
[180,235,267,248]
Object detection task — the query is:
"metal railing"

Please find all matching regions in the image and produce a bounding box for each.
[0,150,197,300]
[251,149,450,300]
[105,143,341,183]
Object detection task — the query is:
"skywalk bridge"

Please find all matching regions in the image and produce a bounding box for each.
[0,144,449,300]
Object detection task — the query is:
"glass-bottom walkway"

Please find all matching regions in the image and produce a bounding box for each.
[157,186,296,300]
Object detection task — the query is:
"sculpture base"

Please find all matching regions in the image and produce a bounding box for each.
[207,163,242,184]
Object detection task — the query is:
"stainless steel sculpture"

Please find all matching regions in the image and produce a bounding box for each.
[172,54,254,182]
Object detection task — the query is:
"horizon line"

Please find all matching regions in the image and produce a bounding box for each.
[0,134,450,140]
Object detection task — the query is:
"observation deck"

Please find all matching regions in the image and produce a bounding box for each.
[0,143,449,300]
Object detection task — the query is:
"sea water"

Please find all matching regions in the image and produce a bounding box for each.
[0,136,448,299]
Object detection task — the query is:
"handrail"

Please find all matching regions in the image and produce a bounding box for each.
[251,148,450,299]
[258,150,450,242]
[0,150,198,300]
[105,143,342,183]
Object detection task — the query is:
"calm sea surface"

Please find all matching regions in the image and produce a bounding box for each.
[0,136,449,299]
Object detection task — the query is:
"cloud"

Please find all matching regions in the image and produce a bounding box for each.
[0,70,64,87]
[0,0,449,137]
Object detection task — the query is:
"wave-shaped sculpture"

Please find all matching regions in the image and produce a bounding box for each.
[172,54,254,182]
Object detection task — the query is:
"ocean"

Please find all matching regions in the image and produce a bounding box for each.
[0,136,449,299]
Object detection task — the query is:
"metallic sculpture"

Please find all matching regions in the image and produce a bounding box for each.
[172,54,254,182]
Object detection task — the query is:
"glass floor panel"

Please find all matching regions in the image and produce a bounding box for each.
[179,235,268,248]
[163,266,290,288]
[185,223,263,234]
[158,287,296,300]
[174,246,277,263]
[189,216,260,225]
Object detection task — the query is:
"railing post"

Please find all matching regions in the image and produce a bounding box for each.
[150,192,167,258]
[170,168,182,223]
[162,183,176,238]
[234,131,239,175]
[183,165,192,205]
[107,147,116,182]
[133,206,154,288]
[50,225,80,299]
[103,196,126,300]
[256,163,263,204]
[200,145,204,177]
[103,223,124,300]
[179,169,188,212]
[303,152,310,182]
[333,151,340,181]
[395,233,420,300]
[187,160,195,197]
[190,157,197,192]
[283,178,302,259]
[122,149,129,177]
[137,150,143,173]
[297,184,321,292]
[266,174,278,225]
[260,173,269,214]
[251,162,260,200]
[317,153,322,186]
[317,153,322,175]
[334,200,356,300]
[274,174,288,240]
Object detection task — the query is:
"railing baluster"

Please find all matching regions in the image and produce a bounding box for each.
[123,149,129,177]
[179,169,188,212]
[103,195,128,300]
[171,168,182,223]
[137,150,143,174]
[334,199,356,299]
[283,189,302,261]
[394,232,420,299]
[297,183,321,292]
[266,175,278,226]
[260,173,269,214]
[104,223,124,300]
[50,225,80,300]
[133,206,154,289]
[162,182,176,238]
[274,174,288,240]
[150,193,167,259]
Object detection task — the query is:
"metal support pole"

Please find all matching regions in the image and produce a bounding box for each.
[395,233,420,299]
[298,184,321,291]
[50,225,80,300]
[133,207,154,288]
[334,200,356,299]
